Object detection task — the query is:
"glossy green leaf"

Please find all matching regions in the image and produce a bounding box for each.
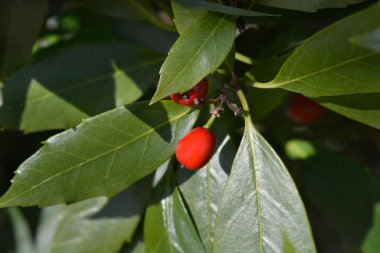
[0,43,164,132]
[72,0,172,31]
[8,208,35,253]
[177,124,235,252]
[0,0,47,78]
[46,197,132,253]
[171,0,206,34]
[351,28,380,53]
[174,0,277,17]
[254,4,380,128]
[213,119,316,253]
[362,203,380,253]
[0,101,198,207]
[144,163,205,253]
[299,148,380,245]
[150,11,236,104]
[256,4,380,96]
[255,0,368,12]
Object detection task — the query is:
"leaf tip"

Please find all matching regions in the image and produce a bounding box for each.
[149,97,159,105]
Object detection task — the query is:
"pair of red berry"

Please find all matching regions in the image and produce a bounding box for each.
[170,78,216,170]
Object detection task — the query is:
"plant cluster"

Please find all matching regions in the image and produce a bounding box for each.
[0,0,380,253]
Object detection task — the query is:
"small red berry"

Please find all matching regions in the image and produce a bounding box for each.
[170,78,208,106]
[175,127,216,170]
[287,94,324,123]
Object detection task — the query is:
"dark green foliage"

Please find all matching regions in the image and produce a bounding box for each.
[0,0,379,253]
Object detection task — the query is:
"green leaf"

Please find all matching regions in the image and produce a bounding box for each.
[174,0,277,17]
[35,206,61,253]
[36,178,151,253]
[351,28,380,53]
[0,43,164,132]
[213,120,316,253]
[0,101,199,207]
[8,208,35,253]
[254,4,380,129]
[150,11,236,104]
[171,0,206,34]
[283,236,298,253]
[122,233,145,253]
[257,4,380,96]
[177,124,235,252]
[255,0,369,12]
[46,197,132,253]
[362,203,380,253]
[144,163,205,253]
[72,0,172,31]
[313,93,380,129]
[93,175,152,220]
[0,0,48,79]
[299,148,380,245]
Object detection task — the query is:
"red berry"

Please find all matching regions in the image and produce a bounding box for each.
[175,127,216,170]
[170,78,208,106]
[287,94,324,123]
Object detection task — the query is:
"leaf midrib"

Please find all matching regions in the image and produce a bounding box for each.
[211,123,264,253]
[0,109,190,206]
[157,15,228,97]
[3,57,164,110]
[246,123,264,253]
[267,52,375,88]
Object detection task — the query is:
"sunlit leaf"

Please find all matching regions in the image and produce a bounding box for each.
[258,4,380,96]
[254,4,380,128]
[213,119,316,253]
[0,43,163,132]
[0,101,198,207]
[150,9,236,104]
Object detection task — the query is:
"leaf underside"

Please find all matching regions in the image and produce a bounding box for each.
[177,124,235,252]
[213,121,316,253]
